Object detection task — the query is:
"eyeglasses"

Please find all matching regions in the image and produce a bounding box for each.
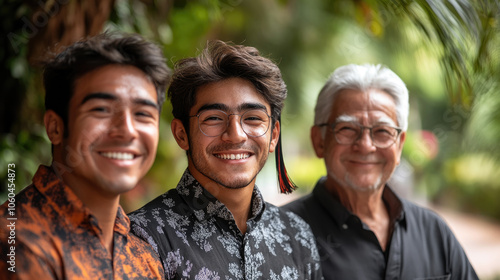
[190,109,271,137]
[319,122,402,148]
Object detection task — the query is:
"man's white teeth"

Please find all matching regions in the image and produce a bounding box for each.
[217,154,249,160]
[101,152,134,160]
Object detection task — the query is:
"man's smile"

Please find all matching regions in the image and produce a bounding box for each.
[99,151,137,160]
[214,152,251,160]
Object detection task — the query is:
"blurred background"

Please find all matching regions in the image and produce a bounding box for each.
[1,0,499,278]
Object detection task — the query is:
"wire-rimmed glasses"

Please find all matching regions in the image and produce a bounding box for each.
[319,121,402,148]
[190,109,271,137]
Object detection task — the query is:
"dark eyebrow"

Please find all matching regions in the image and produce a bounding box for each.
[80,93,116,105]
[196,103,268,114]
[238,103,267,111]
[80,92,159,110]
[197,103,229,114]
[134,98,159,111]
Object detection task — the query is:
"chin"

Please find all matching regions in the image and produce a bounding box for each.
[215,177,253,189]
[344,174,383,192]
[99,178,139,195]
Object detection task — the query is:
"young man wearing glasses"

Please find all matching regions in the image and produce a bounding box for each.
[128,40,322,279]
[283,64,478,279]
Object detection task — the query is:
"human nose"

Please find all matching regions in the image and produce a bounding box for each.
[110,109,138,140]
[221,114,247,142]
[353,127,376,151]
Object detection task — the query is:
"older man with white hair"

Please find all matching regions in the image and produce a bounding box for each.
[283,64,478,280]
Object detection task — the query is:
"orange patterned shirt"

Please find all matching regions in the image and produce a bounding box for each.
[0,165,164,279]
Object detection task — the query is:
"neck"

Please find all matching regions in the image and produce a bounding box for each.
[190,167,254,234]
[326,176,390,250]
[218,188,253,234]
[62,175,119,255]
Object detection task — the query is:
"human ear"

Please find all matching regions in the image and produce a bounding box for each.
[171,119,189,151]
[44,110,64,146]
[311,126,325,158]
[268,121,280,153]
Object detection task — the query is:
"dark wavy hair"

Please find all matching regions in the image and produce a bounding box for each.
[43,32,171,131]
[168,40,286,130]
[168,40,296,193]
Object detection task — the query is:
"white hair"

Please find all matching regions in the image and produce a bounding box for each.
[314,64,409,131]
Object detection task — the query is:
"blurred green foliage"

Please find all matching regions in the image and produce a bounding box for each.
[1,0,500,223]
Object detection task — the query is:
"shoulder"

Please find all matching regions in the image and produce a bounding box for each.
[1,184,39,218]
[1,185,54,244]
[264,202,315,234]
[261,203,322,270]
[402,200,447,225]
[401,199,457,238]
[128,188,189,251]
[129,188,185,224]
[262,202,318,243]
[281,193,315,212]
[280,193,319,225]
[1,191,61,278]
[127,232,161,256]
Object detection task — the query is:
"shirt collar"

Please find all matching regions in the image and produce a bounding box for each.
[313,177,406,228]
[32,165,130,236]
[176,169,266,222]
[383,185,406,229]
[114,206,131,236]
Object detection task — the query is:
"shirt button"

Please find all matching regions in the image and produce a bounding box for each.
[342,224,348,230]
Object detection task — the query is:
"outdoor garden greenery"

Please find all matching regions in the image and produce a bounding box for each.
[1,0,499,221]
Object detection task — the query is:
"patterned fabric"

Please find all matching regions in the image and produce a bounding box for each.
[283,177,479,280]
[128,169,322,280]
[0,165,164,280]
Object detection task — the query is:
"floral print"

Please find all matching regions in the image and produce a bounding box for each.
[129,169,322,280]
[0,165,164,280]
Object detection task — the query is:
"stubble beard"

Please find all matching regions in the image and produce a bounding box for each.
[330,167,383,193]
[187,143,269,190]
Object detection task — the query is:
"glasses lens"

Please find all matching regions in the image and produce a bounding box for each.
[198,110,227,137]
[334,122,360,145]
[196,109,270,137]
[371,125,399,148]
[333,122,399,148]
[241,109,270,137]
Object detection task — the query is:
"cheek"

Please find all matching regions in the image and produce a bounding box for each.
[187,133,209,154]
[144,125,159,148]
[74,118,108,140]
[323,147,342,169]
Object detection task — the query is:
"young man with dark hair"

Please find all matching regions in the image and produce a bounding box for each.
[129,40,322,279]
[0,33,170,279]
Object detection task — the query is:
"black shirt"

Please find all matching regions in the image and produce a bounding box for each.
[282,177,478,280]
[129,169,322,280]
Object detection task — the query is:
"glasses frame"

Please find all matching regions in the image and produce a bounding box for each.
[319,122,403,148]
[189,109,272,138]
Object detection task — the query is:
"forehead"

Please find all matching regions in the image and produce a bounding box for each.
[330,88,397,124]
[71,64,157,105]
[192,77,270,113]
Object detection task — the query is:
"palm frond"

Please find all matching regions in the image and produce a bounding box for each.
[380,0,483,106]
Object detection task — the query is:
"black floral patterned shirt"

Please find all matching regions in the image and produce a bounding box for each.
[129,169,322,280]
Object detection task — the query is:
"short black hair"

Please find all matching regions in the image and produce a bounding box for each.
[168,40,287,131]
[43,32,171,130]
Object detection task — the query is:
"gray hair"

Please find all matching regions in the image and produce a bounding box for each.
[314,64,409,132]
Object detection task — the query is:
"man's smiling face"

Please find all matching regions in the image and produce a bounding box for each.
[312,88,405,193]
[53,64,159,197]
[180,77,279,190]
